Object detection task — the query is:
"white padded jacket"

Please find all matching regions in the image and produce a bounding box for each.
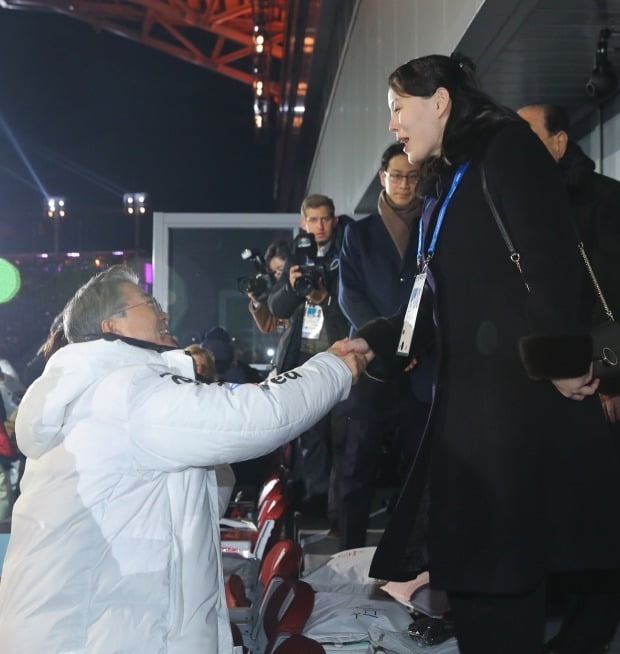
[0,338,351,653]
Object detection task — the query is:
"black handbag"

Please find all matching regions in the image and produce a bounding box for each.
[481,163,620,391]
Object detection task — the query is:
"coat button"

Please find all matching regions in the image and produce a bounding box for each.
[399,277,405,283]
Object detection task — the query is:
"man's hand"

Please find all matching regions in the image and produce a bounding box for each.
[551,364,600,400]
[288,264,302,289]
[328,337,375,384]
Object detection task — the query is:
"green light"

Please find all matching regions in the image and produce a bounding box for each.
[0,259,21,303]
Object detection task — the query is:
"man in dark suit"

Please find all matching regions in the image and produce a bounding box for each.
[519,102,620,654]
[336,143,432,550]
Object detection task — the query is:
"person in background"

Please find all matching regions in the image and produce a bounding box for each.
[203,325,262,384]
[518,101,620,654]
[357,53,620,654]
[247,239,291,336]
[0,264,370,653]
[268,195,351,519]
[337,142,431,550]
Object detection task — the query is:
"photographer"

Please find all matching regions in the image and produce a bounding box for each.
[268,194,351,518]
[245,239,290,335]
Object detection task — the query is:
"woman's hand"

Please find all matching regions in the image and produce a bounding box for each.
[551,365,600,400]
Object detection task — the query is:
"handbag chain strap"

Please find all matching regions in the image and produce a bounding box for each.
[481,162,615,322]
[576,241,615,322]
[480,163,530,292]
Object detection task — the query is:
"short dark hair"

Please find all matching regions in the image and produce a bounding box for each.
[380,143,407,171]
[539,104,570,136]
[300,194,335,219]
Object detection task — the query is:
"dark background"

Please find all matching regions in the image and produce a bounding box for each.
[0,8,276,255]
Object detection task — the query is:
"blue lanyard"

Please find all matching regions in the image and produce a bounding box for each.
[417,161,471,270]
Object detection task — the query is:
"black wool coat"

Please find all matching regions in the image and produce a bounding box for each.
[368,122,620,594]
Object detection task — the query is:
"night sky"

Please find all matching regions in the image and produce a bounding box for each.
[0,8,276,255]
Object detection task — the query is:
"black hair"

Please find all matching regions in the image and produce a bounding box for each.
[540,104,570,135]
[380,142,407,171]
[264,239,291,264]
[389,53,520,195]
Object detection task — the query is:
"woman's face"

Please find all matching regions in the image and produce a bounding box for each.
[268,256,286,280]
[388,88,446,163]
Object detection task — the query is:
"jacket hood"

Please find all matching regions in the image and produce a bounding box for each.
[16,338,191,459]
[558,140,595,188]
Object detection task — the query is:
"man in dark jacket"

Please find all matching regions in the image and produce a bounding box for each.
[268,194,351,518]
[519,102,620,654]
[518,104,620,325]
[336,143,432,550]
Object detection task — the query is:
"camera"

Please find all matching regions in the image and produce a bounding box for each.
[289,232,338,298]
[236,248,274,303]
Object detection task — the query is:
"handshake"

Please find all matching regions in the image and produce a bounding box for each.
[327,338,374,384]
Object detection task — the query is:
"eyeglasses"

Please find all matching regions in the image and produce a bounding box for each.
[113,297,165,316]
[305,215,335,226]
[385,171,418,185]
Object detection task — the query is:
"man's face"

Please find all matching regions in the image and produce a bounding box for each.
[302,205,338,246]
[517,105,566,162]
[379,153,419,207]
[103,282,171,345]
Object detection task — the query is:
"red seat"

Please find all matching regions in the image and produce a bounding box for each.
[258,474,284,510]
[259,539,303,589]
[255,494,287,559]
[225,573,250,608]
[273,635,326,653]
[257,491,286,530]
[263,579,315,654]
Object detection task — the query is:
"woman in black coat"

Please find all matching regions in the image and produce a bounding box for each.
[357,54,620,653]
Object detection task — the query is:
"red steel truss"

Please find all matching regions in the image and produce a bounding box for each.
[0,0,285,98]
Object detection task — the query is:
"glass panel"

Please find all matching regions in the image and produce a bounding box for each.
[167,227,293,369]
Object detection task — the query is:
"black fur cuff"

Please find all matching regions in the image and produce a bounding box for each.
[519,333,592,380]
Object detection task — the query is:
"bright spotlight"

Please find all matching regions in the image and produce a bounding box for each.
[123,192,149,216]
[46,197,67,220]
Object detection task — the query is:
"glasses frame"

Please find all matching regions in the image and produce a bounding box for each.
[384,171,418,185]
[111,297,164,316]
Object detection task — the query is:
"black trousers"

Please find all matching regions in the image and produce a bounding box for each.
[448,583,547,654]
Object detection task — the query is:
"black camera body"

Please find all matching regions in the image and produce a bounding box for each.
[290,232,337,298]
[236,248,274,303]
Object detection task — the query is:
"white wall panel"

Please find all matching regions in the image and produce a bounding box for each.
[577,110,620,181]
[308,0,485,214]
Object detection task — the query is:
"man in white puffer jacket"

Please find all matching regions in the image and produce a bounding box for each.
[0,265,370,654]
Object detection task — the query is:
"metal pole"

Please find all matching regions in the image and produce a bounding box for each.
[54,218,59,259]
[134,212,140,251]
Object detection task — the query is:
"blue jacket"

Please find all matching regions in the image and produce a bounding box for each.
[338,212,419,332]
